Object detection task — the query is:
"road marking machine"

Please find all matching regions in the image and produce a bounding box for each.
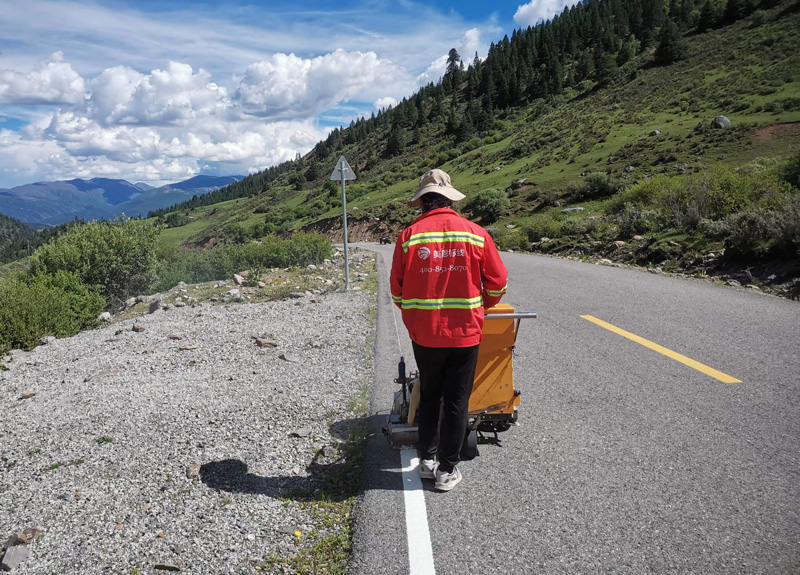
[384,304,537,458]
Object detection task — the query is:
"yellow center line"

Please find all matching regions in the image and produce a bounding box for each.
[580,315,742,384]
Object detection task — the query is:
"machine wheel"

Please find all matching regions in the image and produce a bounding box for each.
[460,428,479,460]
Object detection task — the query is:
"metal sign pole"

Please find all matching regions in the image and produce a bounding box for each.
[330,155,356,292]
[340,163,350,291]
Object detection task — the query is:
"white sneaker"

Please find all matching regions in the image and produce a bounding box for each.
[434,466,462,491]
[419,458,437,479]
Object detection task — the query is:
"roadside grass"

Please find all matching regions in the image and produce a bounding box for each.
[260,261,377,575]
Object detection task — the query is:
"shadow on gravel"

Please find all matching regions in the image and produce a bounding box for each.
[199,459,316,499]
[200,413,410,500]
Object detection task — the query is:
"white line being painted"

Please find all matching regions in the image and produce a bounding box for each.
[401,448,436,575]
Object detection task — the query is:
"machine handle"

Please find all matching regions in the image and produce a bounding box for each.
[484,312,537,346]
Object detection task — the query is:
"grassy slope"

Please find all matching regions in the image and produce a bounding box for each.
[131,6,800,253]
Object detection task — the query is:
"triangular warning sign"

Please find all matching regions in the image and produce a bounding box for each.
[329,156,357,181]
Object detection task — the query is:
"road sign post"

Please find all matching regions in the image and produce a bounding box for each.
[330,156,356,290]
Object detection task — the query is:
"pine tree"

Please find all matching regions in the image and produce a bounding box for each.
[723,0,748,24]
[654,20,688,65]
[446,48,462,91]
[697,0,718,32]
[386,125,405,156]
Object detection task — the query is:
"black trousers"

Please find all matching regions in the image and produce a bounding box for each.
[412,342,480,474]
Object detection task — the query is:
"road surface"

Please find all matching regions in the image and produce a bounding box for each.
[348,243,800,575]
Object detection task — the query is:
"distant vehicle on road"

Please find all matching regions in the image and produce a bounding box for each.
[379,236,391,244]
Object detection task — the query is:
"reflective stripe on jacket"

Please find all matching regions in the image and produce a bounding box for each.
[389,208,508,348]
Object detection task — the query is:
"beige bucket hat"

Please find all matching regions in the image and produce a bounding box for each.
[408,168,466,207]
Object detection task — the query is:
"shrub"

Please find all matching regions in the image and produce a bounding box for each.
[30,218,159,307]
[609,165,790,229]
[489,228,529,251]
[468,188,510,224]
[522,214,563,241]
[698,218,730,239]
[616,203,665,237]
[750,9,766,27]
[559,217,589,236]
[782,149,800,190]
[250,221,276,238]
[223,222,249,243]
[0,271,105,355]
[725,195,800,259]
[570,172,622,202]
[151,233,333,292]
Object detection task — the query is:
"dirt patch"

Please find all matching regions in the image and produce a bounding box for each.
[754,122,800,141]
[303,215,403,243]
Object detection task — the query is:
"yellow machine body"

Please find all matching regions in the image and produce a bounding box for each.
[469,303,520,416]
[385,303,533,450]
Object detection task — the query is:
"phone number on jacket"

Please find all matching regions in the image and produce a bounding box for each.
[419,265,467,273]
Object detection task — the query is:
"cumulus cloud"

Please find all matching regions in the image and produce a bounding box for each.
[234,49,408,120]
[87,62,231,127]
[0,129,64,184]
[461,28,482,61]
[373,97,398,111]
[16,101,327,185]
[0,52,86,105]
[513,0,581,27]
[0,51,341,185]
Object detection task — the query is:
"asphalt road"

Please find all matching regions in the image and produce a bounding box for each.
[349,243,800,575]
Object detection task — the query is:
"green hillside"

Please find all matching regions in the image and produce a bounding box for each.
[88,0,800,294]
[0,214,85,266]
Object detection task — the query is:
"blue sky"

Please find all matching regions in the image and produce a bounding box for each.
[0,0,577,188]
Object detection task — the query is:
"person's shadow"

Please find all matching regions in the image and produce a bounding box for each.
[199,414,409,500]
[199,458,338,500]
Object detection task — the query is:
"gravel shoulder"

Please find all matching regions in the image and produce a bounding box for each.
[0,253,376,574]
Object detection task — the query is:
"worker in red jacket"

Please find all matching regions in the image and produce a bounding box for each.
[390,169,508,492]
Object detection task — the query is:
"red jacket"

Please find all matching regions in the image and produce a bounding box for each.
[390,208,508,348]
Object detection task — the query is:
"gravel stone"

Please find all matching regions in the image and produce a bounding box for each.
[0,289,373,575]
[1,544,30,570]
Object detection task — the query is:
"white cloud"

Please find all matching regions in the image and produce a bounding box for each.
[235,50,410,120]
[16,102,327,185]
[0,129,64,184]
[0,52,86,105]
[0,52,330,184]
[87,62,231,127]
[461,28,482,61]
[374,97,398,111]
[513,0,580,27]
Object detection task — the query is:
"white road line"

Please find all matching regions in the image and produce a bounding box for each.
[401,448,436,575]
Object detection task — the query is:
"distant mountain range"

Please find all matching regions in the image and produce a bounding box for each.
[0,175,243,226]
